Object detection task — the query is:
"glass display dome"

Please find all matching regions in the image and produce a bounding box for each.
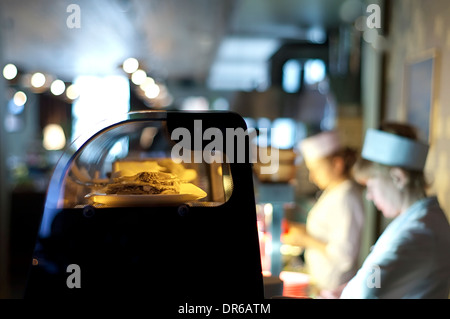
[46,111,232,210]
[25,111,264,299]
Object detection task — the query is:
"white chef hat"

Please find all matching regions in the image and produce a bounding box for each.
[299,130,342,164]
[361,128,429,171]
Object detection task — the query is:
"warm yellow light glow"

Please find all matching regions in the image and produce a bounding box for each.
[66,84,80,100]
[123,58,139,74]
[31,72,46,88]
[280,244,303,256]
[279,271,310,284]
[3,63,17,80]
[263,203,273,216]
[139,77,155,91]
[13,91,27,106]
[131,69,147,85]
[43,124,66,150]
[144,83,160,99]
[50,79,66,96]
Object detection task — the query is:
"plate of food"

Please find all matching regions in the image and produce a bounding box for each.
[87,171,207,207]
[112,159,197,182]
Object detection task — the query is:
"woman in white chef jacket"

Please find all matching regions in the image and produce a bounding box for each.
[283,131,365,297]
[340,123,450,299]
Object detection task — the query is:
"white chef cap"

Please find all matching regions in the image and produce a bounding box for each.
[361,129,429,171]
[299,130,342,164]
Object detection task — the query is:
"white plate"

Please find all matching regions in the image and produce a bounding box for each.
[90,183,207,207]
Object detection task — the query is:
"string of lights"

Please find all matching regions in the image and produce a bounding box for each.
[2,57,172,118]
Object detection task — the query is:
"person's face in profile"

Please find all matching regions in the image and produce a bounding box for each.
[306,156,343,190]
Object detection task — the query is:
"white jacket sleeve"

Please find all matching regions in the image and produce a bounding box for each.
[326,193,364,273]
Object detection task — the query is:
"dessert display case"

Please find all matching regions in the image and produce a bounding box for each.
[25,111,264,299]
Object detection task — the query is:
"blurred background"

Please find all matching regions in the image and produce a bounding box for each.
[1,0,450,298]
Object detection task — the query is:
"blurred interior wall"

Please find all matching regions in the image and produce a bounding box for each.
[357,0,385,263]
[0,11,11,297]
[383,0,450,221]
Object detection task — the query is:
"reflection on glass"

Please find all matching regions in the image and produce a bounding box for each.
[49,115,232,210]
